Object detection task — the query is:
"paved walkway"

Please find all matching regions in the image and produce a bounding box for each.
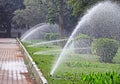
[0,38,35,84]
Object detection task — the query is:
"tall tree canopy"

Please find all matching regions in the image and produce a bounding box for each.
[12,0,120,38]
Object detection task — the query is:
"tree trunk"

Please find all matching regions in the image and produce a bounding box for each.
[58,0,65,39]
[6,23,11,38]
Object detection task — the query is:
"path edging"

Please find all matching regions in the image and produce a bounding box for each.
[16,38,48,84]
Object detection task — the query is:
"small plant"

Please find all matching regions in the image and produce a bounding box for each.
[81,72,120,84]
[92,38,119,63]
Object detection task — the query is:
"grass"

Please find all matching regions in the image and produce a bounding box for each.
[23,42,120,84]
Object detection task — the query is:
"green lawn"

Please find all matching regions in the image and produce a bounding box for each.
[23,43,120,84]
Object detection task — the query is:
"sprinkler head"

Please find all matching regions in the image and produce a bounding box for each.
[50,74,53,77]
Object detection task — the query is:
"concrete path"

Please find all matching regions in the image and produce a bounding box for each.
[0,38,35,84]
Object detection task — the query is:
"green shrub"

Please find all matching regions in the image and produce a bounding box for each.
[45,33,59,40]
[92,38,119,63]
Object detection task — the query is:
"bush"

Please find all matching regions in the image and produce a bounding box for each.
[45,33,59,40]
[92,38,119,63]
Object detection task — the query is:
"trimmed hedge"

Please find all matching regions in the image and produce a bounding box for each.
[92,38,119,63]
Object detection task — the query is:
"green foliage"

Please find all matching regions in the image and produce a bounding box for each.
[68,0,103,16]
[68,0,84,16]
[12,0,106,35]
[13,0,47,27]
[47,8,56,24]
[13,9,28,26]
[45,33,59,40]
[92,38,119,63]
[81,72,120,84]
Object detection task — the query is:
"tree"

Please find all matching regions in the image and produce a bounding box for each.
[13,0,47,29]
[0,0,25,37]
[57,0,65,38]
[14,0,67,38]
[13,0,120,39]
[42,0,66,38]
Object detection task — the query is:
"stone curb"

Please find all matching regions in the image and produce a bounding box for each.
[16,38,48,84]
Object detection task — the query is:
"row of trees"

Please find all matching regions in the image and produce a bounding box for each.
[13,0,104,38]
[0,0,120,37]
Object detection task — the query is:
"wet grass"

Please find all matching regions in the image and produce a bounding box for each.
[23,43,120,84]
